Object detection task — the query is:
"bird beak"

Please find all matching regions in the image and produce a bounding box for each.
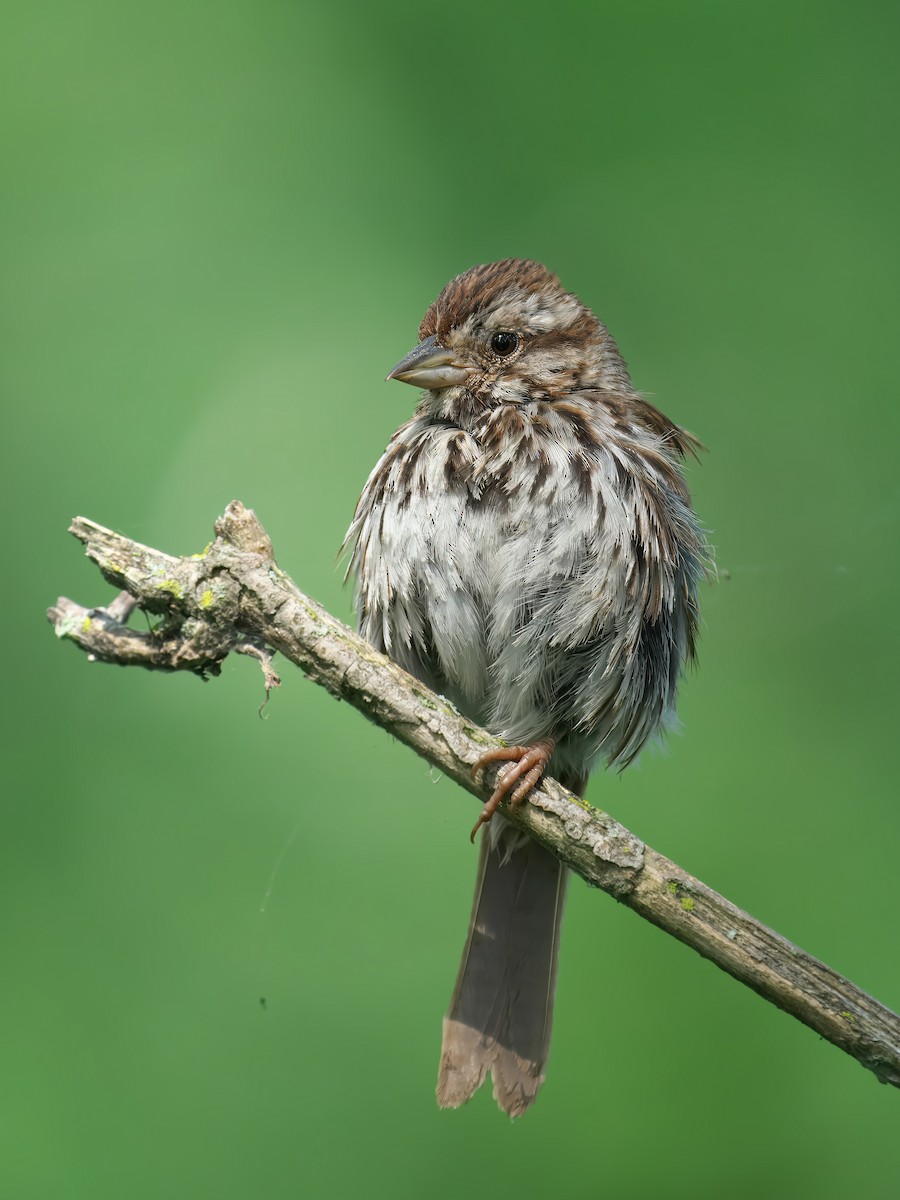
[387,334,474,389]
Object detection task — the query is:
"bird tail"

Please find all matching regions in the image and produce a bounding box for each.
[436,795,577,1117]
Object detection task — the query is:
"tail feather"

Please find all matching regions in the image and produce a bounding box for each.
[437,825,569,1116]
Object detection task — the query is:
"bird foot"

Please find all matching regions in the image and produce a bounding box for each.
[470,738,556,842]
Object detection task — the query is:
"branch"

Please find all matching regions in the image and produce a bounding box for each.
[47,500,900,1089]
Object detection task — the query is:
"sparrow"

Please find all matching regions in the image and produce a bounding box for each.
[346,259,707,1115]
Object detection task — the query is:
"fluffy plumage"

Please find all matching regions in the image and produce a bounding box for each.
[346,259,708,1114]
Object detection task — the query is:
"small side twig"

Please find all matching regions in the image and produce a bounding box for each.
[234,641,282,711]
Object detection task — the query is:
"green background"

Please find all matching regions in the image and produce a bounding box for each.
[3,1,899,1196]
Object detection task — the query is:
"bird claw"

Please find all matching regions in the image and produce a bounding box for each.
[469,739,556,842]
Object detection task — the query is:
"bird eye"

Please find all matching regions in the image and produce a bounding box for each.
[490,331,519,357]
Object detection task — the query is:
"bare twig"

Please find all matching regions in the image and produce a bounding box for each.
[47,500,900,1089]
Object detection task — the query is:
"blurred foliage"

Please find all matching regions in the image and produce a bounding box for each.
[2,1,899,1197]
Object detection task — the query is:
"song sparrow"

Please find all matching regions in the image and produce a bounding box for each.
[346,259,707,1115]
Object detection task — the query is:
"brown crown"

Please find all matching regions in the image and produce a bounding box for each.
[419,259,576,342]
